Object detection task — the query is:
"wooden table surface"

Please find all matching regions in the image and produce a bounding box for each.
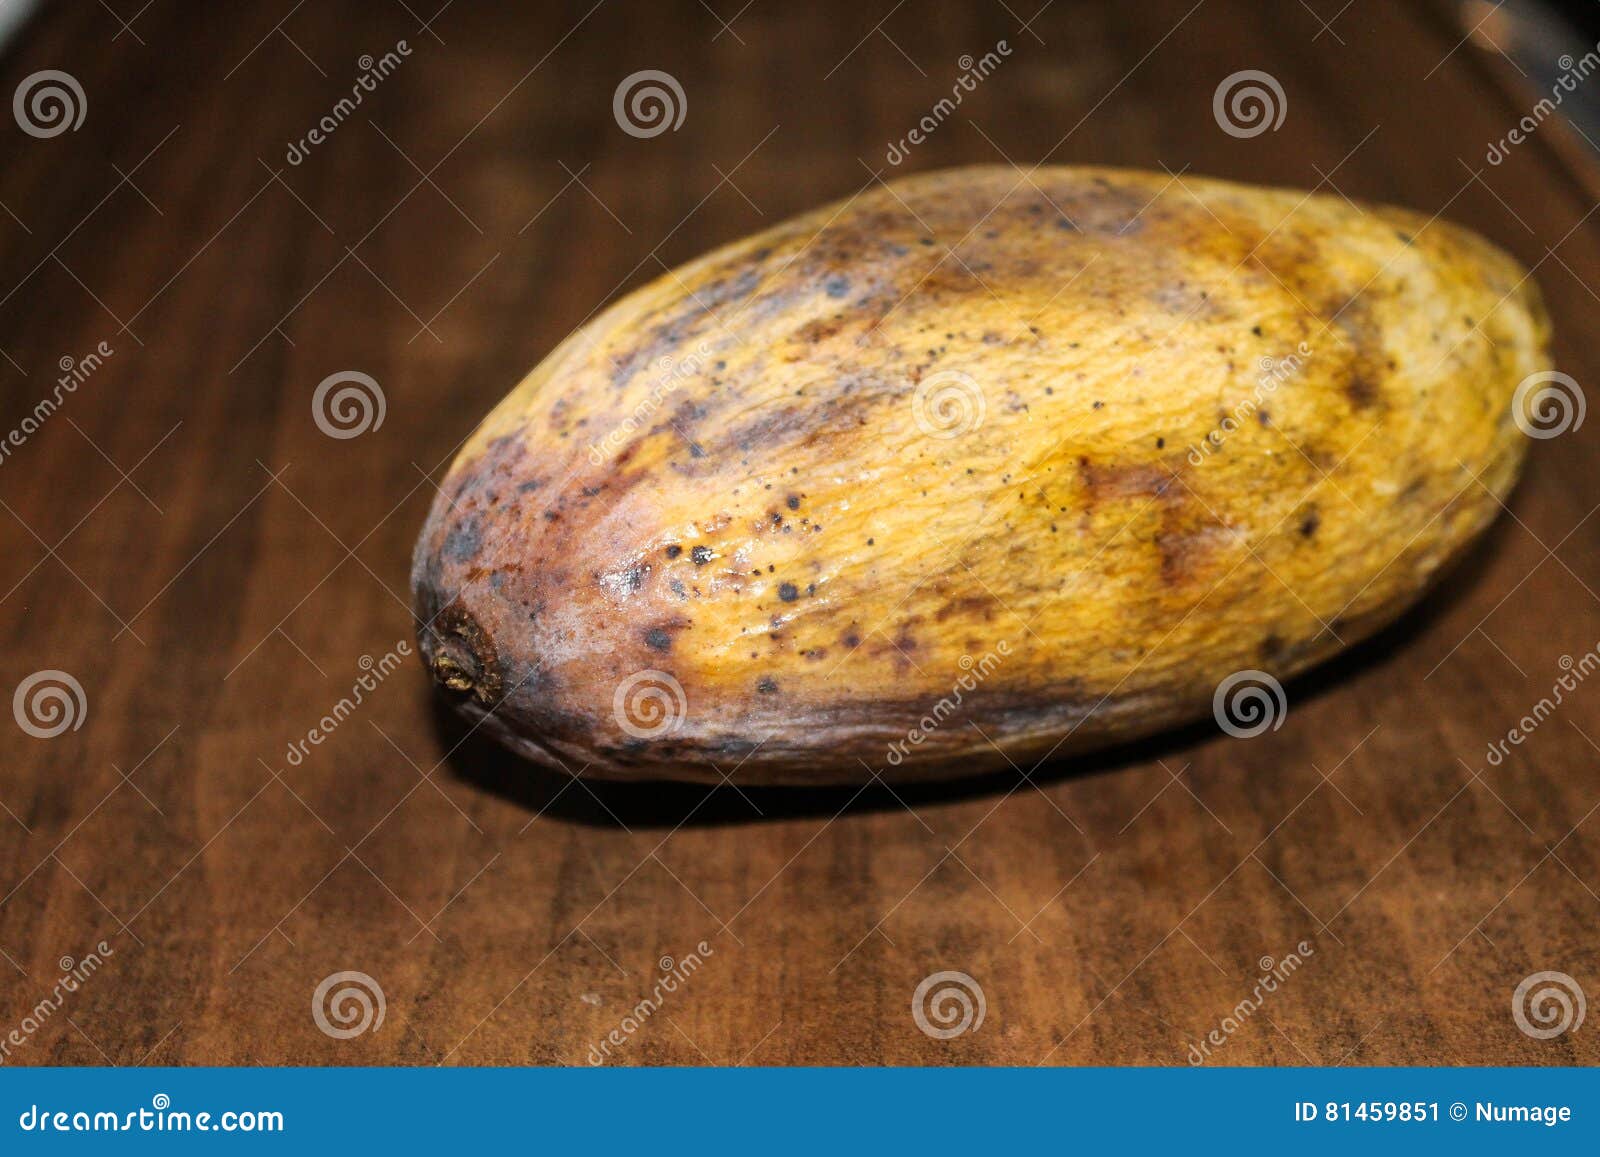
[1,0,1597,1066]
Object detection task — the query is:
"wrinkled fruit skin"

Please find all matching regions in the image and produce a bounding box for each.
[412,165,1551,785]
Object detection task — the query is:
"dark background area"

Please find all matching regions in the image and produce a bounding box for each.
[0,0,1597,1064]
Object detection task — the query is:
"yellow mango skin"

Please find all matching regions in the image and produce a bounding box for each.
[411,165,1550,784]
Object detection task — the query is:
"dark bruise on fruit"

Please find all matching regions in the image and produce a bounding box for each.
[411,165,1551,784]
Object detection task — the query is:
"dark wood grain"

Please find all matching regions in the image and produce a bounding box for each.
[0,0,1597,1066]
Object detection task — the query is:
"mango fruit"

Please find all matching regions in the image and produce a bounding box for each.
[411,166,1551,784]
